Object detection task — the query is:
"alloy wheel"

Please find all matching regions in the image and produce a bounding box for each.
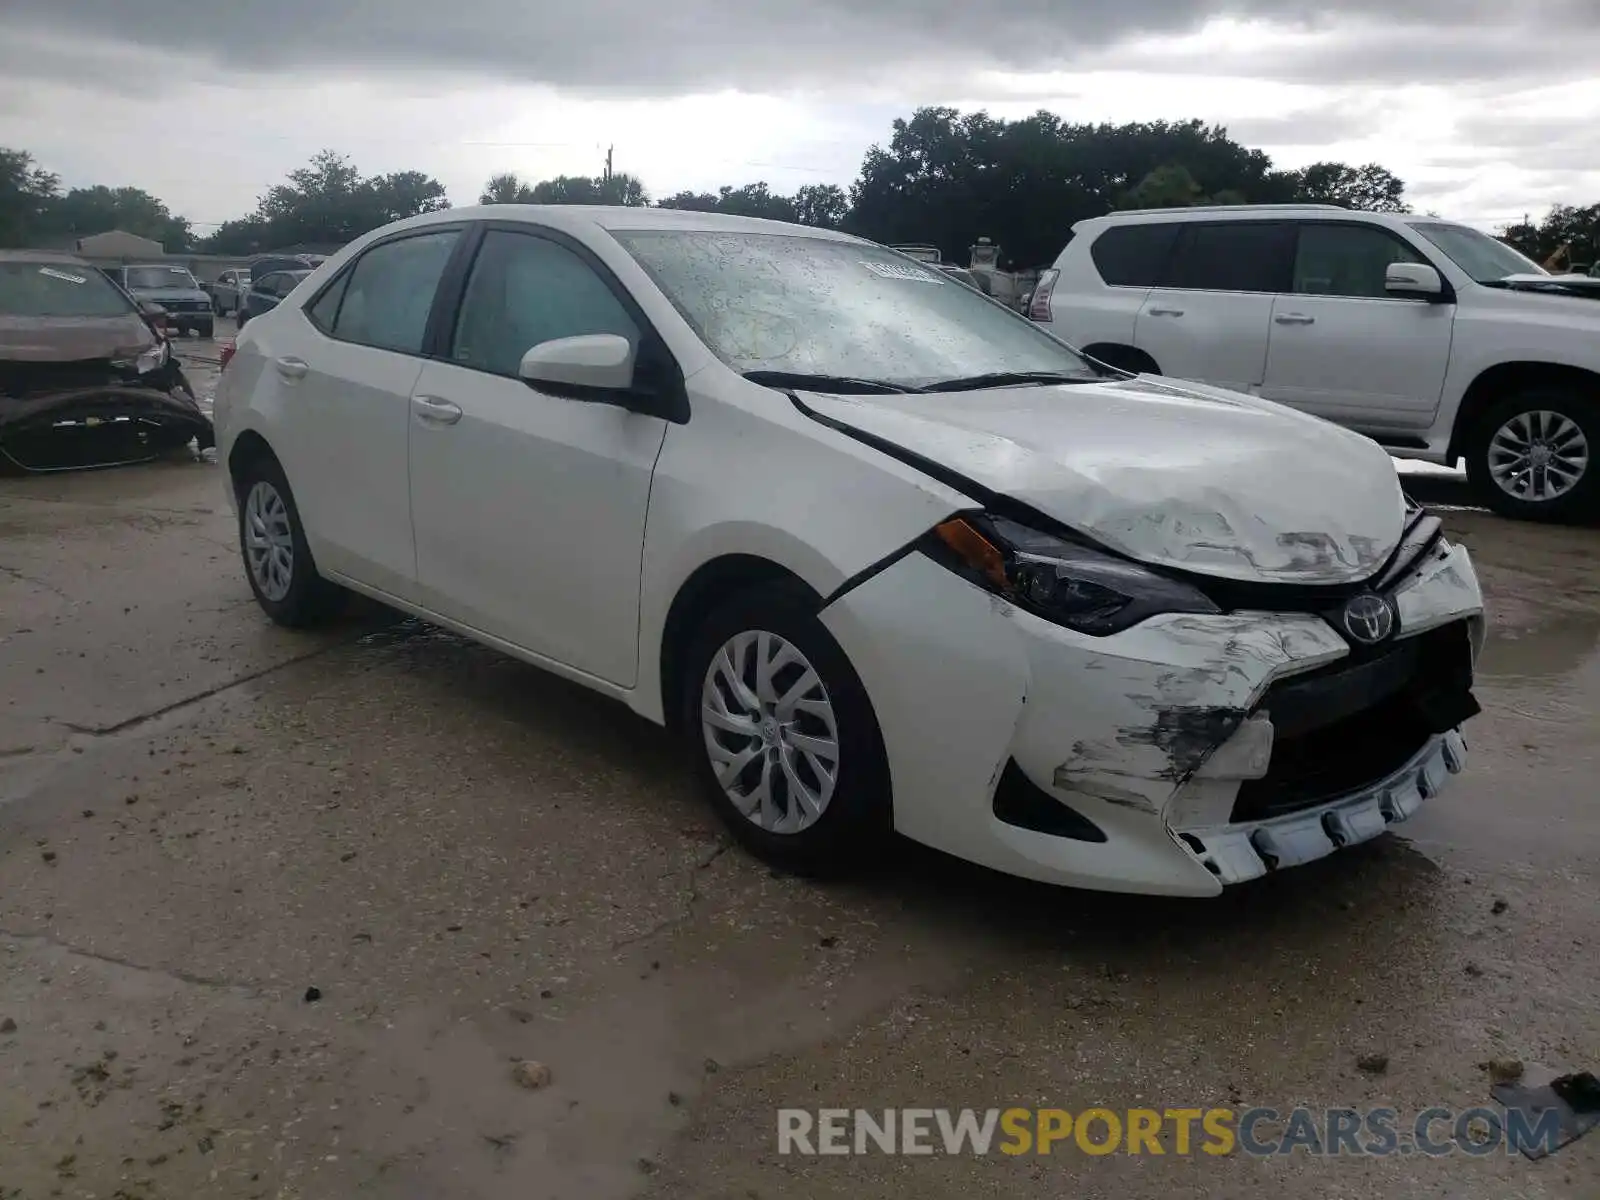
[244,480,295,602]
[1487,409,1590,503]
[700,630,840,835]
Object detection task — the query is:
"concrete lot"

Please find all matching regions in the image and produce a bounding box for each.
[1,335,1597,1198]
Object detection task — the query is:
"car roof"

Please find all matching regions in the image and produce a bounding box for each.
[370,204,870,245]
[0,250,97,266]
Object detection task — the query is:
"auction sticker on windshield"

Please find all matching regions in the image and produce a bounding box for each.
[38,267,87,284]
[861,261,944,283]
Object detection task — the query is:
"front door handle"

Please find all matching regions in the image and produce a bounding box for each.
[412,395,463,426]
[1274,313,1316,326]
[1147,306,1185,317]
[275,356,308,380]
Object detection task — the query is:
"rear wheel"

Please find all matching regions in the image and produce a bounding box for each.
[234,454,345,627]
[1084,345,1160,377]
[680,583,891,876]
[1465,389,1598,522]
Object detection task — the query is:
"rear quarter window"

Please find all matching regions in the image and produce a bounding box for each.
[1089,224,1181,287]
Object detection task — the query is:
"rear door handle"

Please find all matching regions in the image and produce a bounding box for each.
[412,395,463,426]
[1274,313,1316,326]
[275,356,308,380]
[1147,306,1184,317]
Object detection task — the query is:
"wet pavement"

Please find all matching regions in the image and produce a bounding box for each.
[1,364,1597,1198]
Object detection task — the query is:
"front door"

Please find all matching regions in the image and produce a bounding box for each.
[407,227,668,686]
[1260,223,1456,433]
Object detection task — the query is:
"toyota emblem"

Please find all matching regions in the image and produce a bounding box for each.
[1341,593,1396,645]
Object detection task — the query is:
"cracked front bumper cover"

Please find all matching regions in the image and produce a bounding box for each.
[1178,730,1466,885]
[0,384,215,471]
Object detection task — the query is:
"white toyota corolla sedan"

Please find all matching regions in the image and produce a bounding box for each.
[213,206,1487,896]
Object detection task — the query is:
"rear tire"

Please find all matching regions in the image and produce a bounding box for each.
[1084,345,1160,377]
[1465,388,1598,522]
[234,453,345,627]
[680,582,891,877]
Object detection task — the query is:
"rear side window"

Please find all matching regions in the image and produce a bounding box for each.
[450,229,638,378]
[326,229,460,355]
[1090,224,1180,287]
[1168,222,1295,293]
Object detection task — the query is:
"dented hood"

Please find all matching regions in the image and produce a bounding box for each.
[800,376,1406,585]
[0,313,157,363]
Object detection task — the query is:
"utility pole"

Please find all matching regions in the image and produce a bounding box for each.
[604,145,613,182]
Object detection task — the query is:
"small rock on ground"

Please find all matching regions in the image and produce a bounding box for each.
[512,1060,553,1090]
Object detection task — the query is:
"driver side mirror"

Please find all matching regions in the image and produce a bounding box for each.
[519,334,637,394]
[1385,262,1445,301]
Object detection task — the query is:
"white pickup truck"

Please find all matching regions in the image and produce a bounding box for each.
[1029,203,1599,521]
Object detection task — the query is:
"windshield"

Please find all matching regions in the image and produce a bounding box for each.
[1409,223,1546,284]
[0,261,137,318]
[124,265,199,290]
[613,230,1093,387]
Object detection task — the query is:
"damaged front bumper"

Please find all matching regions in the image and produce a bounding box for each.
[820,532,1485,897]
[0,375,214,472]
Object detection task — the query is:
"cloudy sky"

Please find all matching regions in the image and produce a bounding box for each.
[4,0,1598,234]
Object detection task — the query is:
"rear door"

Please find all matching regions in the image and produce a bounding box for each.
[1134,221,1295,394]
[1260,222,1455,433]
[267,226,465,598]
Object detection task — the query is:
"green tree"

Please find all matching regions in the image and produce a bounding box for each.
[200,150,450,252]
[793,183,849,229]
[40,184,192,250]
[656,182,798,221]
[0,147,62,246]
[480,172,538,204]
[527,173,649,206]
[1501,204,1600,269]
[1273,162,1409,212]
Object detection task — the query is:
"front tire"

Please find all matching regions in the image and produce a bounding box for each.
[197,318,214,339]
[680,583,891,876]
[1465,389,1598,522]
[234,454,345,627]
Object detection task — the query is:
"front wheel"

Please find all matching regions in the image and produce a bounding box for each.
[197,319,214,339]
[234,455,345,627]
[680,583,891,876]
[1465,389,1598,522]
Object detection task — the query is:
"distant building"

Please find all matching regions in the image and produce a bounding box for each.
[74,229,167,258]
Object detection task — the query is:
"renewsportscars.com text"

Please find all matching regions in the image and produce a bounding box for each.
[777,1106,1563,1158]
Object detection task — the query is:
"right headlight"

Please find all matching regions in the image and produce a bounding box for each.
[922,513,1220,636]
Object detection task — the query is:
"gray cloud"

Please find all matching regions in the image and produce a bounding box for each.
[5,0,1599,95]
[1218,105,1384,148]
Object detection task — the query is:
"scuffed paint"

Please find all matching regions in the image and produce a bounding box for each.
[1394,538,1484,640]
[798,377,1407,586]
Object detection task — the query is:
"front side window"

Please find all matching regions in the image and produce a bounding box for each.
[1292,225,1427,299]
[124,265,198,290]
[614,230,1094,386]
[450,230,639,377]
[329,230,460,354]
[1168,222,1295,293]
[0,261,137,317]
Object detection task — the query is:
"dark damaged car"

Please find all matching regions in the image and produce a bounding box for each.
[0,252,213,472]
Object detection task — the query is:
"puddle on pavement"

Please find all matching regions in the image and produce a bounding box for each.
[1478,610,1600,685]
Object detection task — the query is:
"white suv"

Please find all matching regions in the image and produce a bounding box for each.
[1030,204,1600,521]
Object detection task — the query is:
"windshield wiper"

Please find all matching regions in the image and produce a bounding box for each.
[919,370,1098,393]
[741,370,924,395]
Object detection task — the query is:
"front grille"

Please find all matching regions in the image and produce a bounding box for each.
[1231,621,1478,821]
[1180,509,1444,617]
